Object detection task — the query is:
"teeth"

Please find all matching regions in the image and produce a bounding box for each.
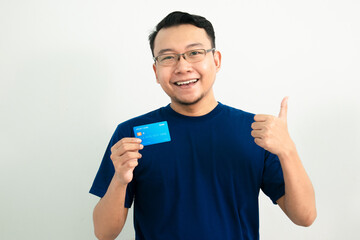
[175,79,198,86]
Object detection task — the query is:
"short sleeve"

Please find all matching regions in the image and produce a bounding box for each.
[89,138,115,198]
[261,150,285,204]
[89,124,136,208]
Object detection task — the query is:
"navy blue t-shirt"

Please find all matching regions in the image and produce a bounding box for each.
[90,102,285,240]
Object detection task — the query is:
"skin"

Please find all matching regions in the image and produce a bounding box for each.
[152,24,221,116]
[252,97,317,226]
[93,138,143,240]
[93,24,316,240]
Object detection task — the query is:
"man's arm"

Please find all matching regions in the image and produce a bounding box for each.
[93,177,129,240]
[251,97,316,226]
[93,138,143,239]
[275,146,316,226]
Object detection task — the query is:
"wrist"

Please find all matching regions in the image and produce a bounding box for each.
[112,173,129,188]
[277,141,297,160]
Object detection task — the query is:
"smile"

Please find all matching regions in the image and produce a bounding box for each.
[175,79,199,86]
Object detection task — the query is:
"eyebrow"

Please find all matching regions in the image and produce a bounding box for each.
[156,43,204,56]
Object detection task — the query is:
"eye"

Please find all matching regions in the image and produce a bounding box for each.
[188,50,202,56]
[187,50,206,59]
[159,55,175,62]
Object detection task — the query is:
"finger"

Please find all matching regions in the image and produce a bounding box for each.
[251,122,264,130]
[111,137,142,152]
[254,138,265,148]
[278,96,288,120]
[254,114,271,122]
[118,143,144,156]
[112,143,143,157]
[122,159,139,169]
[111,150,142,165]
[251,130,263,138]
[120,151,142,164]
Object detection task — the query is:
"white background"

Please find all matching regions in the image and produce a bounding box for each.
[1,0,359,239]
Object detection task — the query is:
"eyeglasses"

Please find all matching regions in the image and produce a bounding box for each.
[153,48,216,66]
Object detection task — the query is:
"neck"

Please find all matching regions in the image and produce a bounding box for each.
[170,92,218,117]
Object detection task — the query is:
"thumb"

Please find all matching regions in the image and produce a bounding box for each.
[278,96,289,120]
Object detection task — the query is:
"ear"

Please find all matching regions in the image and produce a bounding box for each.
[213,50,222,73]
[153,63,160,84]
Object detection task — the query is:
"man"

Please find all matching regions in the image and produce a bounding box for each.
[90,11,316,240]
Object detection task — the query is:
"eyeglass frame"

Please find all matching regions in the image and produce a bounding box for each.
[153,48,216,66]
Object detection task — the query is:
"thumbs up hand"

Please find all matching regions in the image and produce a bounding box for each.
[251,97,295,157]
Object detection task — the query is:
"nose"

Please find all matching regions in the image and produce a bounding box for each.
[174,54,192,74]
[177,53,187,61]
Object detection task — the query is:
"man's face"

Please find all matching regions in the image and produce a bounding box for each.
[152,24,221,107]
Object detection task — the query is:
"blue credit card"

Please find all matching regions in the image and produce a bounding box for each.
[133,121,171,146]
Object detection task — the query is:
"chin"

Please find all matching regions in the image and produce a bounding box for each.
[173,95,203,106]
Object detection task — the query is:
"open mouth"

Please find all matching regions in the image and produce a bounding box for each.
[174,79,199,86]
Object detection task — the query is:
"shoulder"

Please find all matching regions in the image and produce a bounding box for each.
[219,102,255,122]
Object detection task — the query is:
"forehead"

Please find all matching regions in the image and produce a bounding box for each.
[153,24,211,55]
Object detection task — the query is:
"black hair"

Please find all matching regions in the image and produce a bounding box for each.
[148,11,216,56]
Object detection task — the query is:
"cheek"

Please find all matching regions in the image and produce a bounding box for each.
[194,62,216,79]
[156,70,169,83]
[197,59,216,72]
[198,61,210,71]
